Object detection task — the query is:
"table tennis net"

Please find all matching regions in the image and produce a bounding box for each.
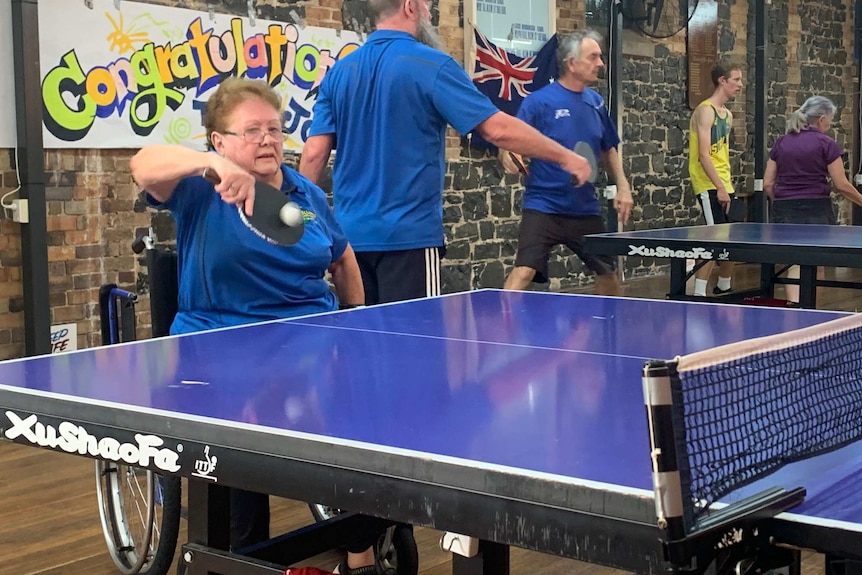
[671,313,862,525]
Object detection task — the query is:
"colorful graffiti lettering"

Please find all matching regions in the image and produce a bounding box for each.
[42,16,359,142]
[283,97,313,147]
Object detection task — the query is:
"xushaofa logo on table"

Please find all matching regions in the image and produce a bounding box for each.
[628,245,715,260]
[3,411,181,473]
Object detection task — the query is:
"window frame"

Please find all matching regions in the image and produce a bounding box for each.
[462,0,557,70]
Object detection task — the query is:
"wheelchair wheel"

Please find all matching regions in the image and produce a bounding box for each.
[96,461,182,575]
[307,504,418,575]
[376,524,419,575]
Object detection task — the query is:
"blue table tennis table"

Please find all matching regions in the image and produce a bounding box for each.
[584,223,862,308]
[1,290,861,575]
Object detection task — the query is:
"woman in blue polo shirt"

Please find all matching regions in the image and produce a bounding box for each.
[130,78,363,551]
[130,78,363,332]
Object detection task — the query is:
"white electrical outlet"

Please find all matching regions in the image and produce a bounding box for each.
[855,174,862,186]
[10,199,29,223]
[440,532,479,557]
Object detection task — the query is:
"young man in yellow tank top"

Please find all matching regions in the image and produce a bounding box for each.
[688,62,744,297]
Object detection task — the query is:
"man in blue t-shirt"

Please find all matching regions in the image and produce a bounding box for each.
[501,30,634,295]
[300,0,594,305]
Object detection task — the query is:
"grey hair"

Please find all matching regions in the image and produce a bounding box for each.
[368,0,406,22]
[787,95,837,133]
[556,30,603,71]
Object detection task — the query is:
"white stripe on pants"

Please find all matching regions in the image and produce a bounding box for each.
[424,247,441,297]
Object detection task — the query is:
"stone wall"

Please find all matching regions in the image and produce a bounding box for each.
[787,0,857,223]
[0,0,859,358]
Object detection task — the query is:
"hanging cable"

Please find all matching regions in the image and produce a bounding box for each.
[1,147,21,211]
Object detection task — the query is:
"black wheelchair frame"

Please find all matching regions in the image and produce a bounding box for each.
[97,242,182,575]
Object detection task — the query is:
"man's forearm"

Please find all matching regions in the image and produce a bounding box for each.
[299,135,333,186]
[603,148,629,187]
[298,154,328,186]
[477,112,568,164]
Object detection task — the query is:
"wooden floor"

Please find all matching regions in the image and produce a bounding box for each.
[3,264,859,575]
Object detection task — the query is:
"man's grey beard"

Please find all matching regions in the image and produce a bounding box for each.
[416,15,443,50]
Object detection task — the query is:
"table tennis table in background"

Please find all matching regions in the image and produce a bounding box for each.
[1,290,862,575]
[584,223,862,308]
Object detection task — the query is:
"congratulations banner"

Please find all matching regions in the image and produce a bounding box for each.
[39,0,361,150]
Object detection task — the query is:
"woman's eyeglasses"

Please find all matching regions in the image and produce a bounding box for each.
[222,126,285,144]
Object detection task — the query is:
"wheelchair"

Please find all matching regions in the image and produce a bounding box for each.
[97,231,418,575]
[96,232,182,575]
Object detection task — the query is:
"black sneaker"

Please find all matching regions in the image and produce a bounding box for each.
[335,563,378,575]
[712,286,733,295]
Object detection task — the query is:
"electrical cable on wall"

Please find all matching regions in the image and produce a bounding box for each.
[0,147,21,211]
[289,9,306,30]
[247,0,256,27]
[0,148,26,223]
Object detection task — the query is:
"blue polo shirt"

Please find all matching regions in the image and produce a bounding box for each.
[517,82,620,216]
[147,164,347,334]
[309,30,499,251]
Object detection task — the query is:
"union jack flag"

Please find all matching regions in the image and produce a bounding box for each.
[473,27,538,101]
[469,27,558,148]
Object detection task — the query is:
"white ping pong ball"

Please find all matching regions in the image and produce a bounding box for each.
[279,202,303,227]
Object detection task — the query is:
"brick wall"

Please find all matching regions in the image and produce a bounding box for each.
[0,0,859,359]
[0,148,23,359]
[43,149,148,348]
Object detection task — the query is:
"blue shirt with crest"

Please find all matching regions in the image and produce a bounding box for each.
[147,164,347,334]
[309,30,499,251]
[517,82,620,216]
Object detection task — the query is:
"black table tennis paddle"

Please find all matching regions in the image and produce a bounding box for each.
[509,152,529,176]
[202,168,304,246]
[573,141,598,186]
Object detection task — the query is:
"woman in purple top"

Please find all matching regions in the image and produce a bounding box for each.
[764,95,862,302]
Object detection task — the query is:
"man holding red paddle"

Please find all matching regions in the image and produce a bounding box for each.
[500,30,634,295]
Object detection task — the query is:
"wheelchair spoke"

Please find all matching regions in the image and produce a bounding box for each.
[96,461,157,574]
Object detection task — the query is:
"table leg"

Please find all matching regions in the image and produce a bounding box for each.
[668,260,687,299]
[183,480,231,574]
[760,264,775,298]
[799,265,817,308]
